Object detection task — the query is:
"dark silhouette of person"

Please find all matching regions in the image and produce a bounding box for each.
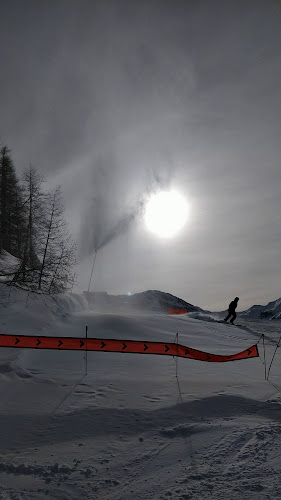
[224,297,239,324]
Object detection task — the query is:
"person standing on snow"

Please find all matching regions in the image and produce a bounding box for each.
[224,297,239,324]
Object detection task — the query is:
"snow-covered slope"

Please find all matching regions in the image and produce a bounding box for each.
[241,297,281,320]
[1,283,281,499]
[84,289,281,321]
[0,249,21,282]
[83,289,201,313]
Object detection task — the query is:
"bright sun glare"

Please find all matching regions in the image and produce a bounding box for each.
[144,190,189,238]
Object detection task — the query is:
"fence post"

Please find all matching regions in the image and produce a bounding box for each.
[85,325,88,376]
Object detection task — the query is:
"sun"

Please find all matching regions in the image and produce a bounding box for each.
[144,190,189,238]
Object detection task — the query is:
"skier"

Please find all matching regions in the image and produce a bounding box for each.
[224,297,239,324]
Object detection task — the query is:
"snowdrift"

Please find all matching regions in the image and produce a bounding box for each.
[1,278,281,498]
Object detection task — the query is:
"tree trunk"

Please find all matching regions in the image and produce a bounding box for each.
[38,196,55,289]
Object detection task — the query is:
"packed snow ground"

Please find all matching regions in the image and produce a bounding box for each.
[1,286,281,499]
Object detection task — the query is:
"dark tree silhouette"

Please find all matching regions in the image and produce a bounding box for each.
[0,146,76,294]
[0,146,25,257]
[38,186,76,293]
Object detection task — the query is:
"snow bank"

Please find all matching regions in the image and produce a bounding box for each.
[0,284,89,326]
[0,249,21,282]
[188,311,218,322]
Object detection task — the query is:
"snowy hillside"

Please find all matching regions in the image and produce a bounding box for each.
[83,289,201,313]
[0,249,21,282]
[84,288,281,321]
[241,297,281,320]
[1,283,281,498]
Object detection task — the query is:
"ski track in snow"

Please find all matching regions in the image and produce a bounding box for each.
[0,288,281,498]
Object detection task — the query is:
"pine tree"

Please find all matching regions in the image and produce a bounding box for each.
[48,236,76,294]
[0,146,25,257]
[13,165,45,285]
[13,184,26,258]
[38,186,76,293]
[0,148,76,294]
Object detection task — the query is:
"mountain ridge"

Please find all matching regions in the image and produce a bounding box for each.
[1,250,280,319]
[84,290,281,319]
[83,289,202,313]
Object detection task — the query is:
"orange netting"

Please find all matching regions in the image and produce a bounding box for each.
[0,334,258,362]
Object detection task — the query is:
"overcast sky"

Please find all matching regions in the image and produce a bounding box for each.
[0,0,280,310]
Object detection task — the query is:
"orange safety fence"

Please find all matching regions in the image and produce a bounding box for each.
[0,334,258,362]
[168,308,188,314]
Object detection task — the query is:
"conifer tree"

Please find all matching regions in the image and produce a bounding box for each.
[13,165,45,285]
[38,186,76,293]
[0,146,25,257]
[0,147,76,293]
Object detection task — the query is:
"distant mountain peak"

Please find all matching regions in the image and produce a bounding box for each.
[83,289,201,312]
[241,297,281,320]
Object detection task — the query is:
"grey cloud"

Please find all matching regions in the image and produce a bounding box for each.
[79,155,173,257]
[0,0,280,309]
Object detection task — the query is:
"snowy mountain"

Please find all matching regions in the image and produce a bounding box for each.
[1,249,280,319]
[1,247,281,324]
[83,289,202,313]
[240,297,281,320]
[83,290,281,321]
